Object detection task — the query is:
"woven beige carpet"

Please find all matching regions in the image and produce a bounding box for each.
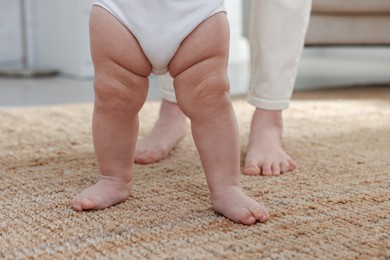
[1,86,389,259]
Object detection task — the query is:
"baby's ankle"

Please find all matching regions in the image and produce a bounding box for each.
[209,184,242,198]
[100,175,132,187]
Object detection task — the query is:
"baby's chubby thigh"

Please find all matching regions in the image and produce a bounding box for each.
[168,12,229,78]
[90,6,152,107]
[168,12,230,115]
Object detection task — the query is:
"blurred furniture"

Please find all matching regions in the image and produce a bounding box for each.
[34,0,94,78]
[306,0,390,45]
[0,0,57,77]
[0,1,21,67]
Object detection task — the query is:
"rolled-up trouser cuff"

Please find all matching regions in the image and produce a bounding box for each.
[247,96,290,111]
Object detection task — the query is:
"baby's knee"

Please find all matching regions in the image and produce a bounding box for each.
[94,75,147,112]
[177,73,230,116]
[197,73,229,99]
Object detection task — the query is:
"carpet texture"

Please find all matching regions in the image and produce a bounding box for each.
[1,86,389,259]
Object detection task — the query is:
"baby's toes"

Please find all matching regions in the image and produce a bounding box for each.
[72,196,96,211]
[238,208,258,225]
[71,196,84,211]
[248,205,269,223]
[259,207,269,223]
[80,198,97,210]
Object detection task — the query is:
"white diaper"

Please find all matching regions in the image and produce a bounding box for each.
[93,0,225,75]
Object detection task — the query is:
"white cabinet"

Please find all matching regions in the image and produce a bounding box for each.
[34,0,94,78]
[0,0,22,67]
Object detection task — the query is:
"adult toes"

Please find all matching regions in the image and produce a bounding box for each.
[280,162,289,174]
[288,159,297,171]
[271,163,281,176]
[261,162,273,176]
[243,160,261,175]
[135,151,160,164]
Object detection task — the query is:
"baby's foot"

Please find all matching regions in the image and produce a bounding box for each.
[135,100,187,164]
[243,109,296,176]
[211,186,269,225]
[72,176,131,211]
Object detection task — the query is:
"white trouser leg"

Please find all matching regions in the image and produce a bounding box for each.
[248,0,312,110]
[158,73,177,103]
[159,0,312,109]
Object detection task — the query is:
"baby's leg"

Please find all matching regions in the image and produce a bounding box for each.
[72,7,152,211]
[169,13,268,225]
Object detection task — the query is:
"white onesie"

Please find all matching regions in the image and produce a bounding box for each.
[93,0,225,75]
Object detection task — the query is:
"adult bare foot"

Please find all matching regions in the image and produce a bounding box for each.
[135,100,187,164]
[211,185,269,225]
[243,108,296,176]
[72,176,131,211]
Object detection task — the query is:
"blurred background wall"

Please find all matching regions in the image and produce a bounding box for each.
[1,0,390,93]
[0,1,23,68]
